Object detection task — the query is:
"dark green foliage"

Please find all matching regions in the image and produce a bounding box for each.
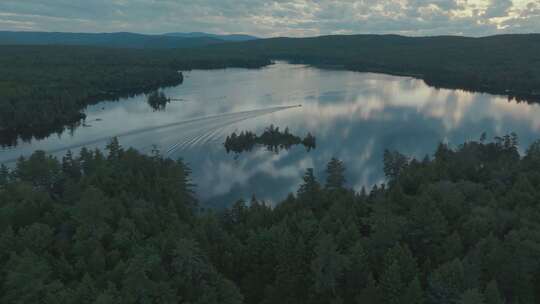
[0,45,269,146]
[209,34,540,102]
[384,150,409,182]
[458,289,485,304]
[380,244,420,304]
[224,125,316,154]
[0,138,239,304]
[311,234,349,297]
[485,280,505,304]
[3,135,540,303]
[297,168,322,206]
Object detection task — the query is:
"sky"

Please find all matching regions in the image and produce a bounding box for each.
[0,0,539,37]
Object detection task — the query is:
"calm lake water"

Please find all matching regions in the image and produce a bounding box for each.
[3,62,540,207]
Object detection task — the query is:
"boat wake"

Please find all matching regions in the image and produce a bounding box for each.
[1,105,300,164]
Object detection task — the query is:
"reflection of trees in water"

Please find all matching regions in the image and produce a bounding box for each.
[224,125,316,154]
[0,120,82,148]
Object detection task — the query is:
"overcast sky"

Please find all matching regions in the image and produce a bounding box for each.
[0,0,539,37]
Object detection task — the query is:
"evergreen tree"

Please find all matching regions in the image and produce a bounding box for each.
[380,244,420,304]
[404,277,425,304]
[15,150,61,192]
[406,199,448,260]
[484,280,504,304]
[2,251,58,303]
[62,150,81,180]
[427,259,465,304]
[105,137,123,160]
[343,242,370,302]
[458,289,485,304]
[326,158,346,189]
[357,274,383,304]
[94,283,120,304]
[298,168,321,204]
[74,274,98,304]
[383,150,409,181]
[311,234,349,297]
[380,261,405,304]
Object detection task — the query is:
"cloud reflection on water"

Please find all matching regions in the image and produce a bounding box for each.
[3,62,540,207]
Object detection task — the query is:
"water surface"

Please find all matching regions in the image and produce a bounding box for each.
[3,62,540,207]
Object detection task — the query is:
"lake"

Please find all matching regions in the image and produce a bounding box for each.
[3,61,540,207]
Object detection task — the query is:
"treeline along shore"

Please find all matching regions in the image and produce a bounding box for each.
[1,34,539,145]
[0,45,270,146]
[206,34,540,102]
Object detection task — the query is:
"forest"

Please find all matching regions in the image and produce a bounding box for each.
[224,125,316,154]
[202,34,540,102]
[2,34,540,146]
[0,45,270,146]
[1,134,540,303]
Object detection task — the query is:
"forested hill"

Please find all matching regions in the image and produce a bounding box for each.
[2,33,540,145]
[0,31,225,49]
[163,32,258,42]
[0,45,270,146]
[1,135,540,303]
[202,34,540,100]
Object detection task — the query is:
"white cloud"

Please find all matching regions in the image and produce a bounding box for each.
[0,0,538,36]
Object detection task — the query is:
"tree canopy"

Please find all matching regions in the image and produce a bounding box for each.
[2,135,540,303]
[0,45,270,146]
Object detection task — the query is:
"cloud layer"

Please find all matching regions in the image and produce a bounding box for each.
[0,0,539,37]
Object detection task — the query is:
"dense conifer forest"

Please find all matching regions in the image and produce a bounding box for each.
[2,34,540,145]
[0,45,270,145]
[1,135,540,303]
[207,34,540,101]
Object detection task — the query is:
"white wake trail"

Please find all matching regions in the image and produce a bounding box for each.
[1,105,301,164]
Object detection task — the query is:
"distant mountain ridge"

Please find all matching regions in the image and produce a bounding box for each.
[0,31,238,49]
[163,32,258,41]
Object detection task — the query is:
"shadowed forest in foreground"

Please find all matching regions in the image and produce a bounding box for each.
[1,134,539,303]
